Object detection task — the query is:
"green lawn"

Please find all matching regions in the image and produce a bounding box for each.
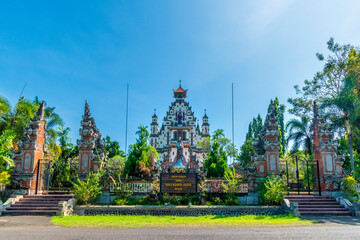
[51,214,315,228]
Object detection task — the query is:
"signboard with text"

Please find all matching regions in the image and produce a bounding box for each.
[160,173,197,194]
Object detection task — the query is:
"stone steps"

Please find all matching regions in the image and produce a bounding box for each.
[285,195,351,216]
[7,206,59,210]
[3,210,58,216]
[2,194,74,216]
[300,211,352,216]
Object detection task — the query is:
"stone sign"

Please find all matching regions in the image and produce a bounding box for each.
[160,173,197,194]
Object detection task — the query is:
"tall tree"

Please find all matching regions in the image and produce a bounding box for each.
[268,98,286,156]
[204,141,229,178]
[237,115,263,170]
[104,136,125,159]
[0,97,38,140]
[321,75,360,173]
[123,125,158,178]
[286,116,313,155]
[288,38,359,118]
[254,114,263,138]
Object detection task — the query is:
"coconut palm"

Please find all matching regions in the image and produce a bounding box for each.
[0,96,38,139]
[0,130,16,169]
[321,75,360,173]
[286,116,313,155]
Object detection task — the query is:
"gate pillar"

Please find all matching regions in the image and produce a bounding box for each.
[12,101,47,195]
[313,102,344,194]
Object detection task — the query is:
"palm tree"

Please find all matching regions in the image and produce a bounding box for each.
[0,96,38,139]
[321,75,360,173]
[286,116,313,155]
[0,130,16,169]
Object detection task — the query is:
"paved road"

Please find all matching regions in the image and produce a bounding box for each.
[1,216,360,240]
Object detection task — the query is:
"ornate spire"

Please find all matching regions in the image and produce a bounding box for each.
[203,109,208,118]
[152,108,157,118]
[35,101,45,120]
[84,100,91,117]
[173,81,188,99]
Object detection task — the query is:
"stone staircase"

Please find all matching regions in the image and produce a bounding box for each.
[285,195,352,216]
[3,195,73,216]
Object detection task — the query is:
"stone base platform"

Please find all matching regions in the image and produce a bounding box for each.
[74,205,283,216]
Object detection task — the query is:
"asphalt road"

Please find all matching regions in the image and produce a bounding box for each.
[1,216,360,240]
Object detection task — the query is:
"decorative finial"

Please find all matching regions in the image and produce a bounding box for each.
[179,79,182,87]
[85,100,91,117]
[154,108,156,114]
[36,101,45,120]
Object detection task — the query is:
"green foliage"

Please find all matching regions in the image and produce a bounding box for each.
[204,142,229,178]
[258,175,288,205]
[104,136,125,159]
[0,97,38,140]
[72,171,103,205]
[222,168,239,193]
[123,125,158,178]
[237,115,262,170]
[127,195,151,205]
[273,98,286,156]
[0,171,10,185]
[286,117,313,155]
[342,175,358,198]
[105,155,126,178]
[0,130,15,170]
[199,129,236,178]
[50,127,78,187]
[109,176,133,205]
[237,137,255,170]
[223,193,239,206]
[288,38,359,118]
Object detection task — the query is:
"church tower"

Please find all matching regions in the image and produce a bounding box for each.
[150,110,159,147]
[201,111,210,136]
[150,81,210,171]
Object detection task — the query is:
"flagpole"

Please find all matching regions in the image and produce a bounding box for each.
[125,83,129,157]
[231,82,234,165]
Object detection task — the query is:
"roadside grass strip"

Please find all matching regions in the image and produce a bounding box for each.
[51,214,315,228]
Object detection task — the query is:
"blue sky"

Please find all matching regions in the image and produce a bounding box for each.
[1,0,360,151]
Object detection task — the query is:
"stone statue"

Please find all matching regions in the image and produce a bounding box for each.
[177,111,183,125]
[174,138,185,169]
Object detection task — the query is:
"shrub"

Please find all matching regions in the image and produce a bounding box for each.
[213,197,223,205]
[137,195,151,205]
[259,175,288,205]
[0,171,10,185]
[223,193,239,206]
[222,168,239,193]
[113,197,128,205]
[72,171,103,205]
[342,175,358,198]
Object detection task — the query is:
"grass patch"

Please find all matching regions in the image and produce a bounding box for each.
[51,214,315,228]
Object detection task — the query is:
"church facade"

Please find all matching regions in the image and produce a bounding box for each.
[150,83,210,171]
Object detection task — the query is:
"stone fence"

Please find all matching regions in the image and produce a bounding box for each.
[74,205,283,216]
[109,180,249,194]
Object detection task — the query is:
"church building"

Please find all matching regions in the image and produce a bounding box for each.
[150,82,210,171]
